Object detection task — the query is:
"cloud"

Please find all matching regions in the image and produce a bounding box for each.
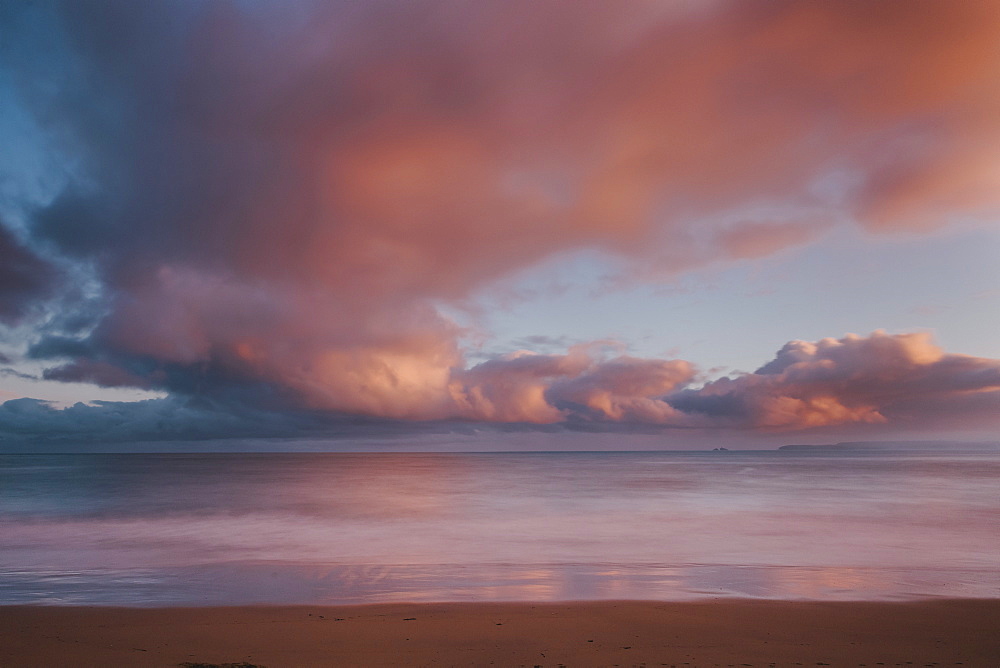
[1,1,998,431]
[0,395,415,445]
[451,347,695,423]
[0,396,275,443]
[548,355,696,423]
[0,220,60,325]
[450,331,1000,431]
[716,221,826,260]
[3,332,999,443]
[667,331,1000,430]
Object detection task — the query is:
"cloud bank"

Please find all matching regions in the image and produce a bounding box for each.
[1,1,998,438]
[4,332,998,443]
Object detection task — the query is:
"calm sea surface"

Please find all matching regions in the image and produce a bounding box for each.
[1,450,998,605]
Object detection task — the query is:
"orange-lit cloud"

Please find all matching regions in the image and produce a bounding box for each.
[453,348,695,423]
[11,331,1000,443]
[4,1,999,435]
[669,331,1000,430]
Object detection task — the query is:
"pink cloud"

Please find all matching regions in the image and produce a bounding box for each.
[15,2,1000,434]
[717,221,826,260]
[679,332,1000,430]
[454,349,695,423]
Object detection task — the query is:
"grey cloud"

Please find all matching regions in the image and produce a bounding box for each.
[0,221,61,325]
[0,395,406,446]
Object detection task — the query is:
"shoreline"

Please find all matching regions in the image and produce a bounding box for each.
[2,598,998,667]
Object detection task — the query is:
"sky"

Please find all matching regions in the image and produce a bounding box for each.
[0,0,998,448]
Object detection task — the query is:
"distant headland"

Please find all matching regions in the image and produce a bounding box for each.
[778,440,1000,451]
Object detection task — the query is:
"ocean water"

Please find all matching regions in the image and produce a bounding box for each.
[1,450,997,606]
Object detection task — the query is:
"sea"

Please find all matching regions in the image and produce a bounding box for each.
[1,449,998,606]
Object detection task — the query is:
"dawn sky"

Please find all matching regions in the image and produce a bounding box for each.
[1,0,998,446]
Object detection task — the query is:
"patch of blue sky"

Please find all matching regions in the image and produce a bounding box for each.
[466,224,1000,377]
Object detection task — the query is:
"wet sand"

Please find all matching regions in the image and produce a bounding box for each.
[1,599,998,667]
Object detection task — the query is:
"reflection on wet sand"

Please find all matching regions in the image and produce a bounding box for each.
[2,562,995,606]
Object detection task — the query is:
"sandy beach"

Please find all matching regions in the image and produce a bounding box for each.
[1,599,998,667]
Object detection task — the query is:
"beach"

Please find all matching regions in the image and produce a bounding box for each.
[3,452,998,666]
[2,599,998,667]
